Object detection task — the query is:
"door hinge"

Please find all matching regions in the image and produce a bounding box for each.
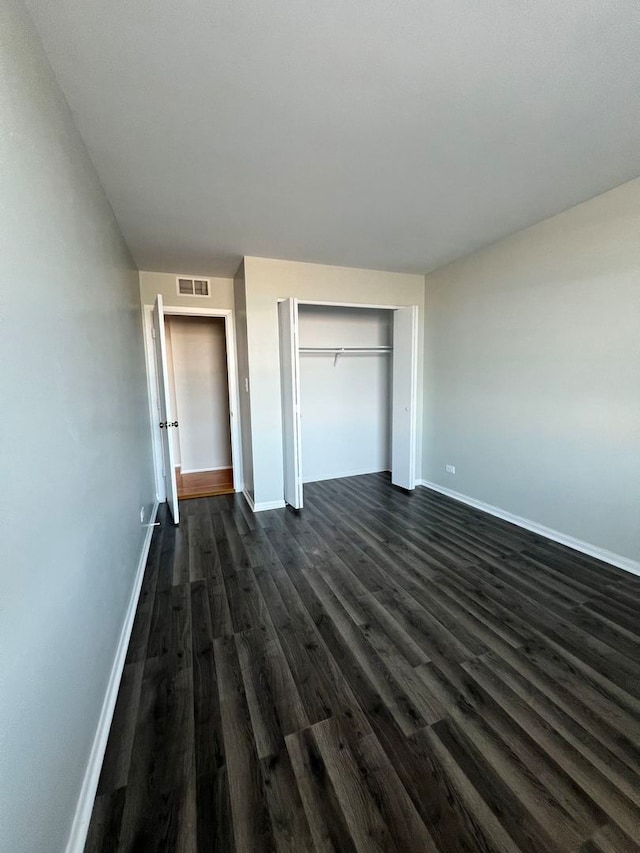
[162,468,166,477]
[151,327,156,339]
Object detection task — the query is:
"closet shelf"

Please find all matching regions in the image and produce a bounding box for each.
[299,346,392,353]
[299,345,392,366]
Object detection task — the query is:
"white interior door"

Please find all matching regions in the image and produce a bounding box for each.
[278,298,304,509]
[391,305,418,490]
[153,294,180,524]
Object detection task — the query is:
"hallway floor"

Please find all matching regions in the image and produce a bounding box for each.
[85,474,640,852]
[176,466,234,499]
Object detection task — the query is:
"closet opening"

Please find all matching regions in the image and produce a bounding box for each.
[299,304,393,483]
[278,299,418,509]
[164,315,234,500]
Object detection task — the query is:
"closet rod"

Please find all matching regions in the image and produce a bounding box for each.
[298,346,392,353]
[298,345,392,367]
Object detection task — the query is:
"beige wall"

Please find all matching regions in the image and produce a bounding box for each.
[0,2,156,851]
[423,179,640,563]
[243,257,425,505]
[139,269,234,309]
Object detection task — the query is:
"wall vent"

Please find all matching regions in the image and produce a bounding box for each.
[176,276,210,297]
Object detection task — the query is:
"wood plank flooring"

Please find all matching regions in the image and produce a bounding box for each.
[85,473,640,852]
[176,467,234,499]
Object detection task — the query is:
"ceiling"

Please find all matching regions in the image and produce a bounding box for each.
[26,0,640,277]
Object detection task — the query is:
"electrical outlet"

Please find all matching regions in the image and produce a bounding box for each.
[445,464,456,474]
[140,506,145,523]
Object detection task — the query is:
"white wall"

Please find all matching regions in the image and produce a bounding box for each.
[423,179,640,564]
[242,257,425,506]
[299,306,392,482]
[166,316,232,472]
[0,3,156,852]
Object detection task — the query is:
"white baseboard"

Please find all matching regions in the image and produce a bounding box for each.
[65,500,160,853]
[242,489,286,513]
[303,467,390,484]
[418,481,639,578]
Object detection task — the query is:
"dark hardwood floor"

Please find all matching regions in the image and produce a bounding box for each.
[85,473,640,852]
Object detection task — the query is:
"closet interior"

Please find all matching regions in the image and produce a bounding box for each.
[298,304,393,483]
[278,298,418,510]
[163,315,234,499]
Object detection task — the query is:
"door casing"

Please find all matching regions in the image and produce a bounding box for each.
[142,304,243,506]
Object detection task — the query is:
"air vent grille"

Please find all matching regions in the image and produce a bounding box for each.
[176,276,210,297]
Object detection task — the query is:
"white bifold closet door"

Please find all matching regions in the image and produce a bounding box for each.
[278,298,304,509]
[391,305,418,490]
[153,294,180,524]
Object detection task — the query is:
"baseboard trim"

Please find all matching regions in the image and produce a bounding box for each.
[418,481,639,577]
[303,467,390,484]
[243,489,286,513]
[65,500,160,853]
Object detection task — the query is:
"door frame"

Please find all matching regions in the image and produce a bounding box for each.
[278,298,304,509]
[277,298,419,504]
[391,305,419,491]
[142,304,243,502]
